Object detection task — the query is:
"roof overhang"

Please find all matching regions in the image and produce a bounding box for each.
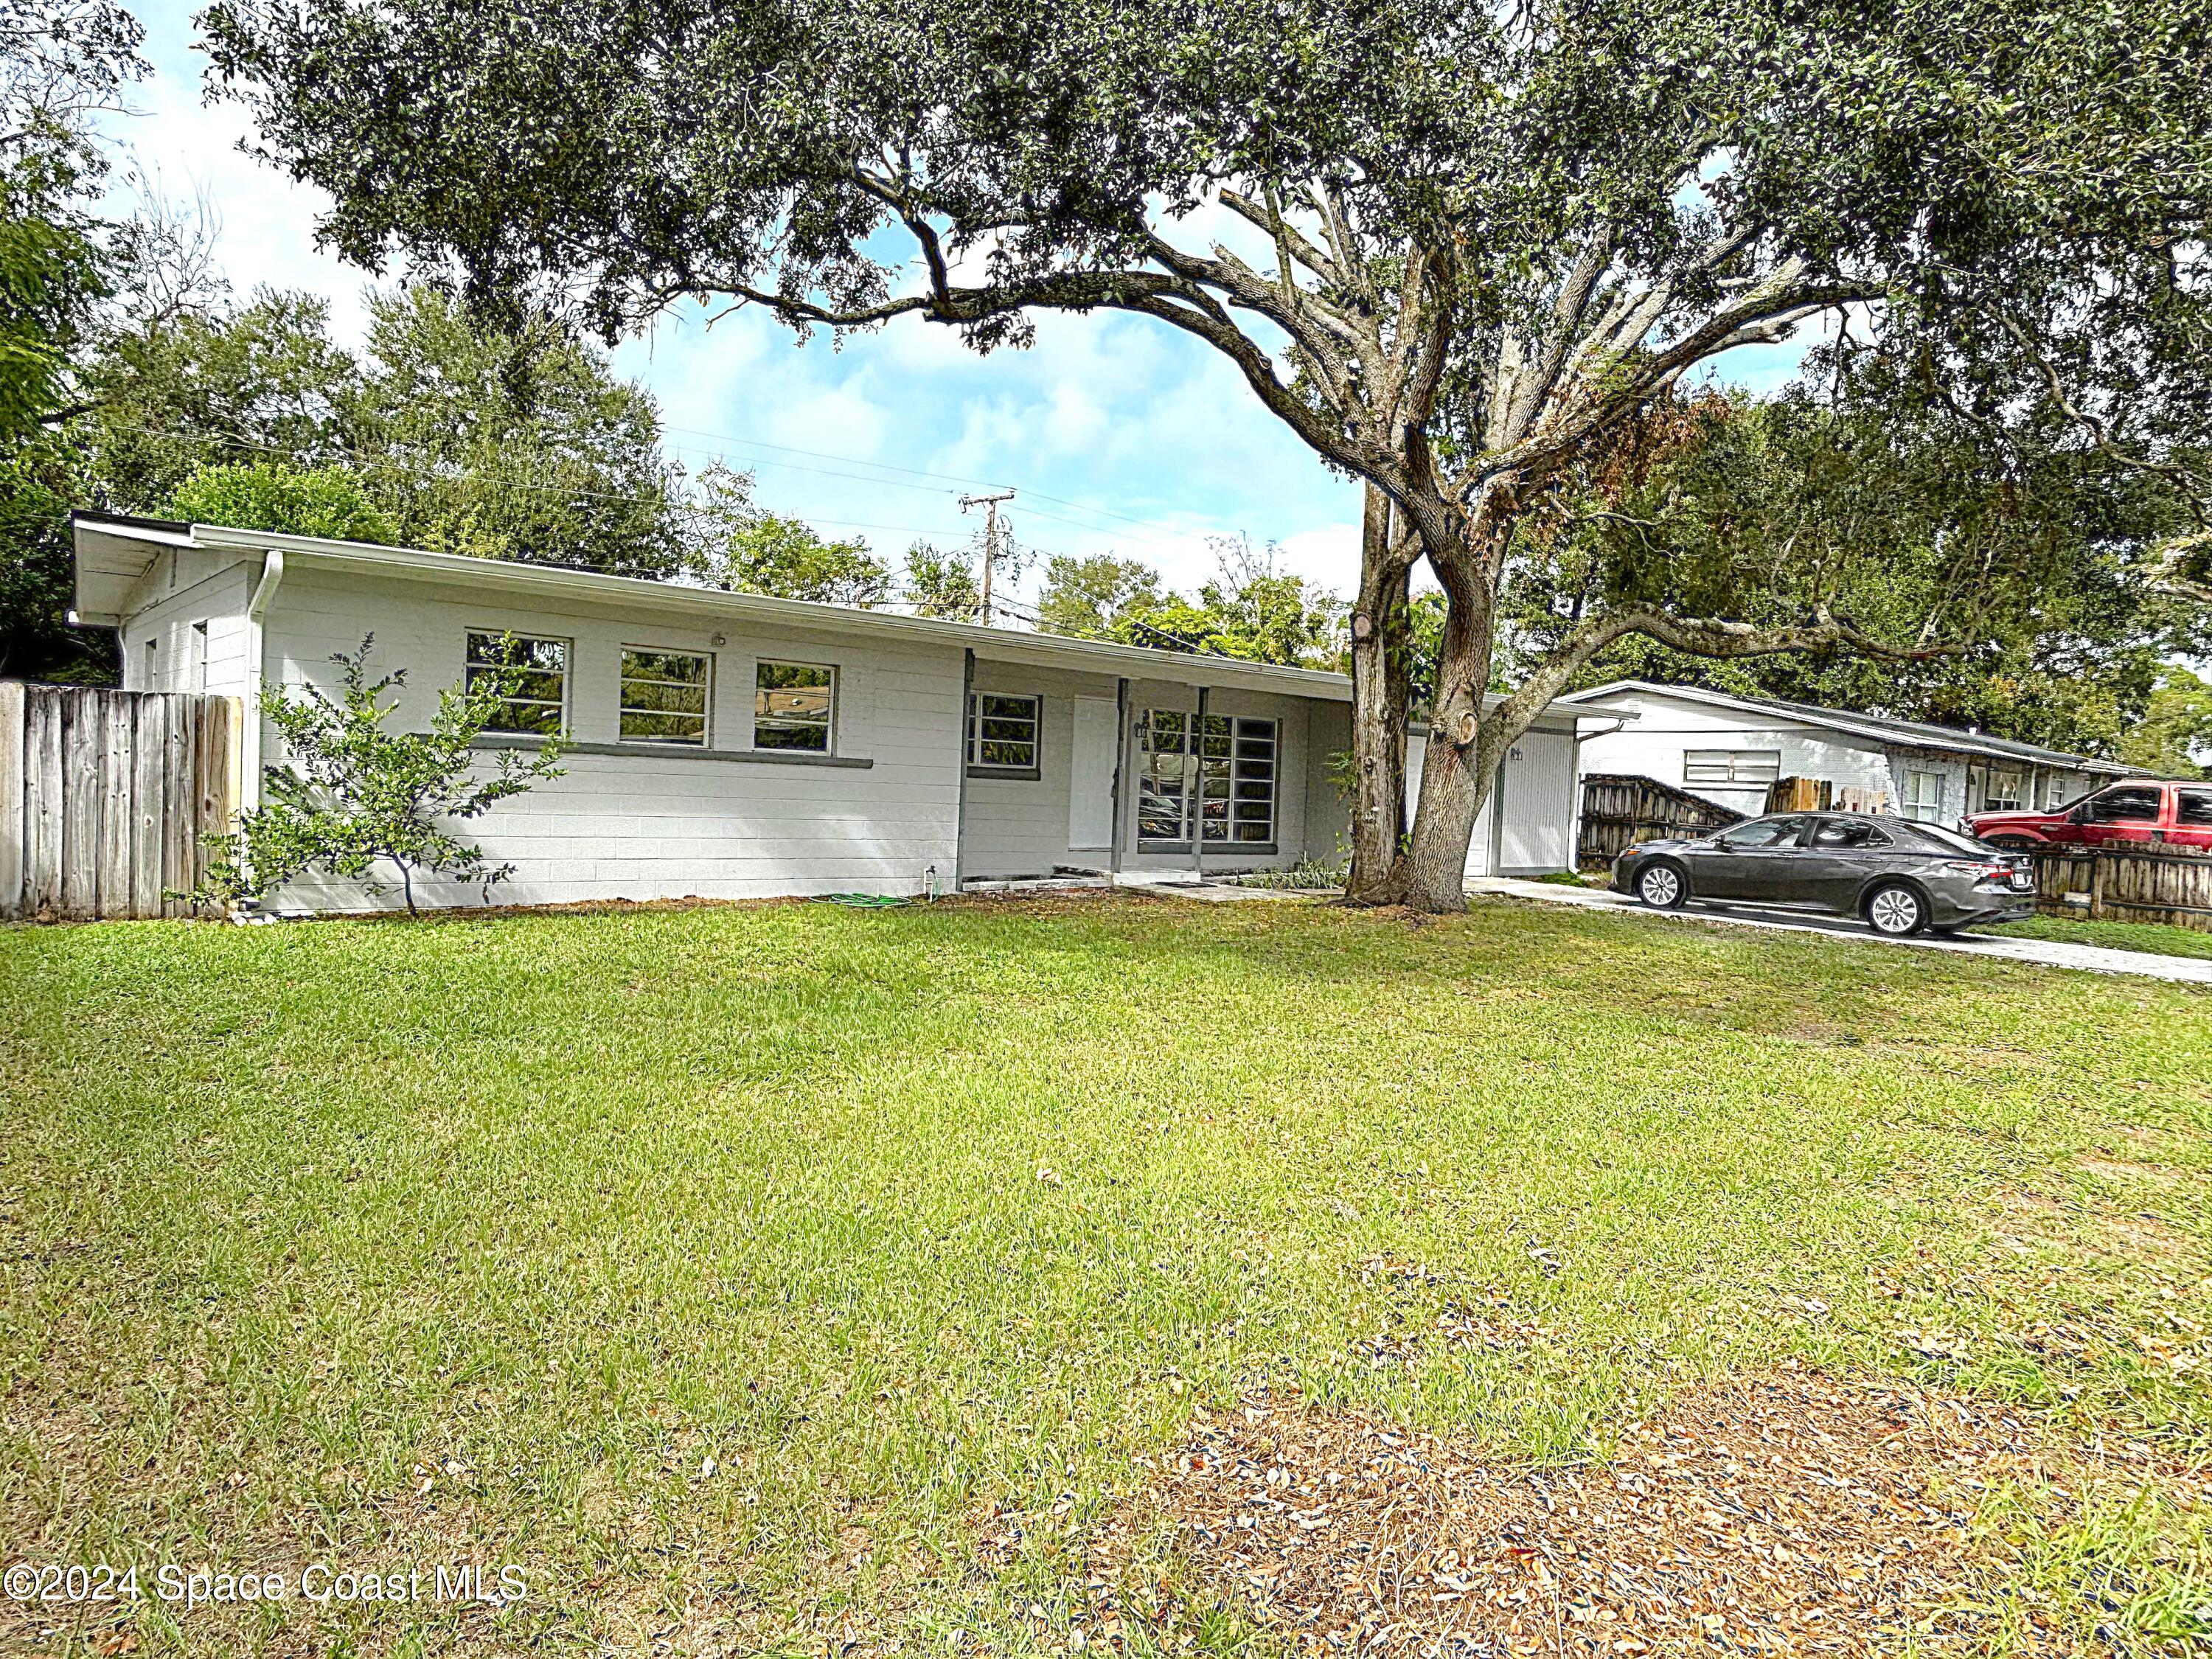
[68,511,197,625]
[77,517,1361,703]
[1558,678,2147,776]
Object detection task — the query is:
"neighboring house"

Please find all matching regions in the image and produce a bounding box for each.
[1558,679,2149,828]
[69,513,1583,913]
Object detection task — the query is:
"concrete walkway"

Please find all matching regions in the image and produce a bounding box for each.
[1113,874,1314,902]
[1470,876,2212,987]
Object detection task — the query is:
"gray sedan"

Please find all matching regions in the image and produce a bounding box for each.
[1610,812,2037,936]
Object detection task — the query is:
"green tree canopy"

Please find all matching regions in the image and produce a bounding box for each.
[77,287,355,510]
[167,459,398,543]
[1500,386,2211,760]
[901,541,979,620]
[2119,669,2212,779]
[1035,541,1343,667]
[344,286,681,574]
[678,461,891,606]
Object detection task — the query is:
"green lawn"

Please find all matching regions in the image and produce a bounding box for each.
[4,895,2211,1655]
[1975,911,2212,961]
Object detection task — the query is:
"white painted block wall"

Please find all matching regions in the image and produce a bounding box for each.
[256,566,966,911]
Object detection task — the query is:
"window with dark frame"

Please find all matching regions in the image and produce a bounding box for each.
[754,661,835,752]
[465,630,568,734]
[1203,714,1278,844]
[1138,710,1280,846]
[619,648,711,745]
[967,692,1041,775]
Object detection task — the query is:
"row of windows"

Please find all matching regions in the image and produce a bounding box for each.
[465,633,839,754]
[459,639,1287,840]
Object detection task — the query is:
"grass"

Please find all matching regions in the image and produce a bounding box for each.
[1974,911,2212,961]
[3,893,2211,1655]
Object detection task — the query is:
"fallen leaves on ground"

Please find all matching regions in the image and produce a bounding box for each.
[1088,1367,2188,1656]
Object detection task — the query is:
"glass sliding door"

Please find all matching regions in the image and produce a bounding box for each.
[1138,709,1281,850]
[1136,709,1192,846]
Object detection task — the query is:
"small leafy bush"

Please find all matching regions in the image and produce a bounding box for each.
[201,634,563,916]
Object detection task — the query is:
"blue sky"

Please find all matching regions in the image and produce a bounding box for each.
[102,1,1818,608]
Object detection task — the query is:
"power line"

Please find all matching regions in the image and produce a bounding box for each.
[655,420,1203,552]
[93,415,1209,561]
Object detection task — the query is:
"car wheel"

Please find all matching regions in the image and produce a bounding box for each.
[1866,883,1928,937]
[1635,861,1687,910]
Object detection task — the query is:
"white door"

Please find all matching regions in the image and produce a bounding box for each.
[1068,696,1118,850]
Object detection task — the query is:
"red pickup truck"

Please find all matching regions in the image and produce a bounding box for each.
[1967,779,2212,851]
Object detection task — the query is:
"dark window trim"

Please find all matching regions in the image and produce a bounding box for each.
[1133,842,1281,858]
[967,689,1043,779]
[473,733,872,768]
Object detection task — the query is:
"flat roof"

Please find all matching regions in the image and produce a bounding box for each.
[1561,678,2149,775]
[72,512,1371,701]
[69,515,1633,728]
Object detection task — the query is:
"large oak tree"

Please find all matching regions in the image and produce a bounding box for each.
[205,0,2212,906]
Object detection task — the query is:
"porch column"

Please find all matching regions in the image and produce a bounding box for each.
[1192,684,1208,883]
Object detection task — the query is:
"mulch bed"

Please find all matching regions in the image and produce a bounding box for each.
[1085,1366,2087,1656]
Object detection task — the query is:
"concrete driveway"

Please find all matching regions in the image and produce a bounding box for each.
[1470,876,2212,987]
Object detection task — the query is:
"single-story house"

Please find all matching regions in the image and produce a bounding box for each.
[67,513,1584,912]
[1559,678,2150,827]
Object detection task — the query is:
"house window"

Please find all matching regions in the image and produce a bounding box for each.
[1202,714,1278,844]
[1136,709,1190,845]
[2045,774,2074,810]
[1978,766,2026,811]
[465,631,569,734]
[1683,749,1781,786]
[188,621,208,693]
[1902,769,1944,822]
[967,692,1041,776]
[754,661,835,752]
[617,648,711,745]
[142,637,158,687]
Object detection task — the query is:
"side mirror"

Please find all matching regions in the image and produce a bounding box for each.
[2068,804,2093,824]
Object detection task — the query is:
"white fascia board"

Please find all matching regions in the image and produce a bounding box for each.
[185,523,1358,704]
[69,518,198,623]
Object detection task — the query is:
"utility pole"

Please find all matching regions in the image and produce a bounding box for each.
[959,490,1016,623]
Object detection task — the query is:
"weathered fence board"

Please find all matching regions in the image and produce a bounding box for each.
[129,695,165,918]
[1578,773,1747,868]
[2031,844,2212,932]
[27,689,61,914]
[0,682,21,913]
[0,682,242,922]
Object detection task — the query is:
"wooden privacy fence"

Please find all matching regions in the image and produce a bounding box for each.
[0,682,241,921]
[1578,773,1747,868]
[2028,844,2212,933]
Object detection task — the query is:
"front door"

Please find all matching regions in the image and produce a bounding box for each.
[1135,709,1194,847]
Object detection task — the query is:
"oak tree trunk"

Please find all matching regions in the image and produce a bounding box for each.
[1402,521,1504,913]
[1343,485,1413,905]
